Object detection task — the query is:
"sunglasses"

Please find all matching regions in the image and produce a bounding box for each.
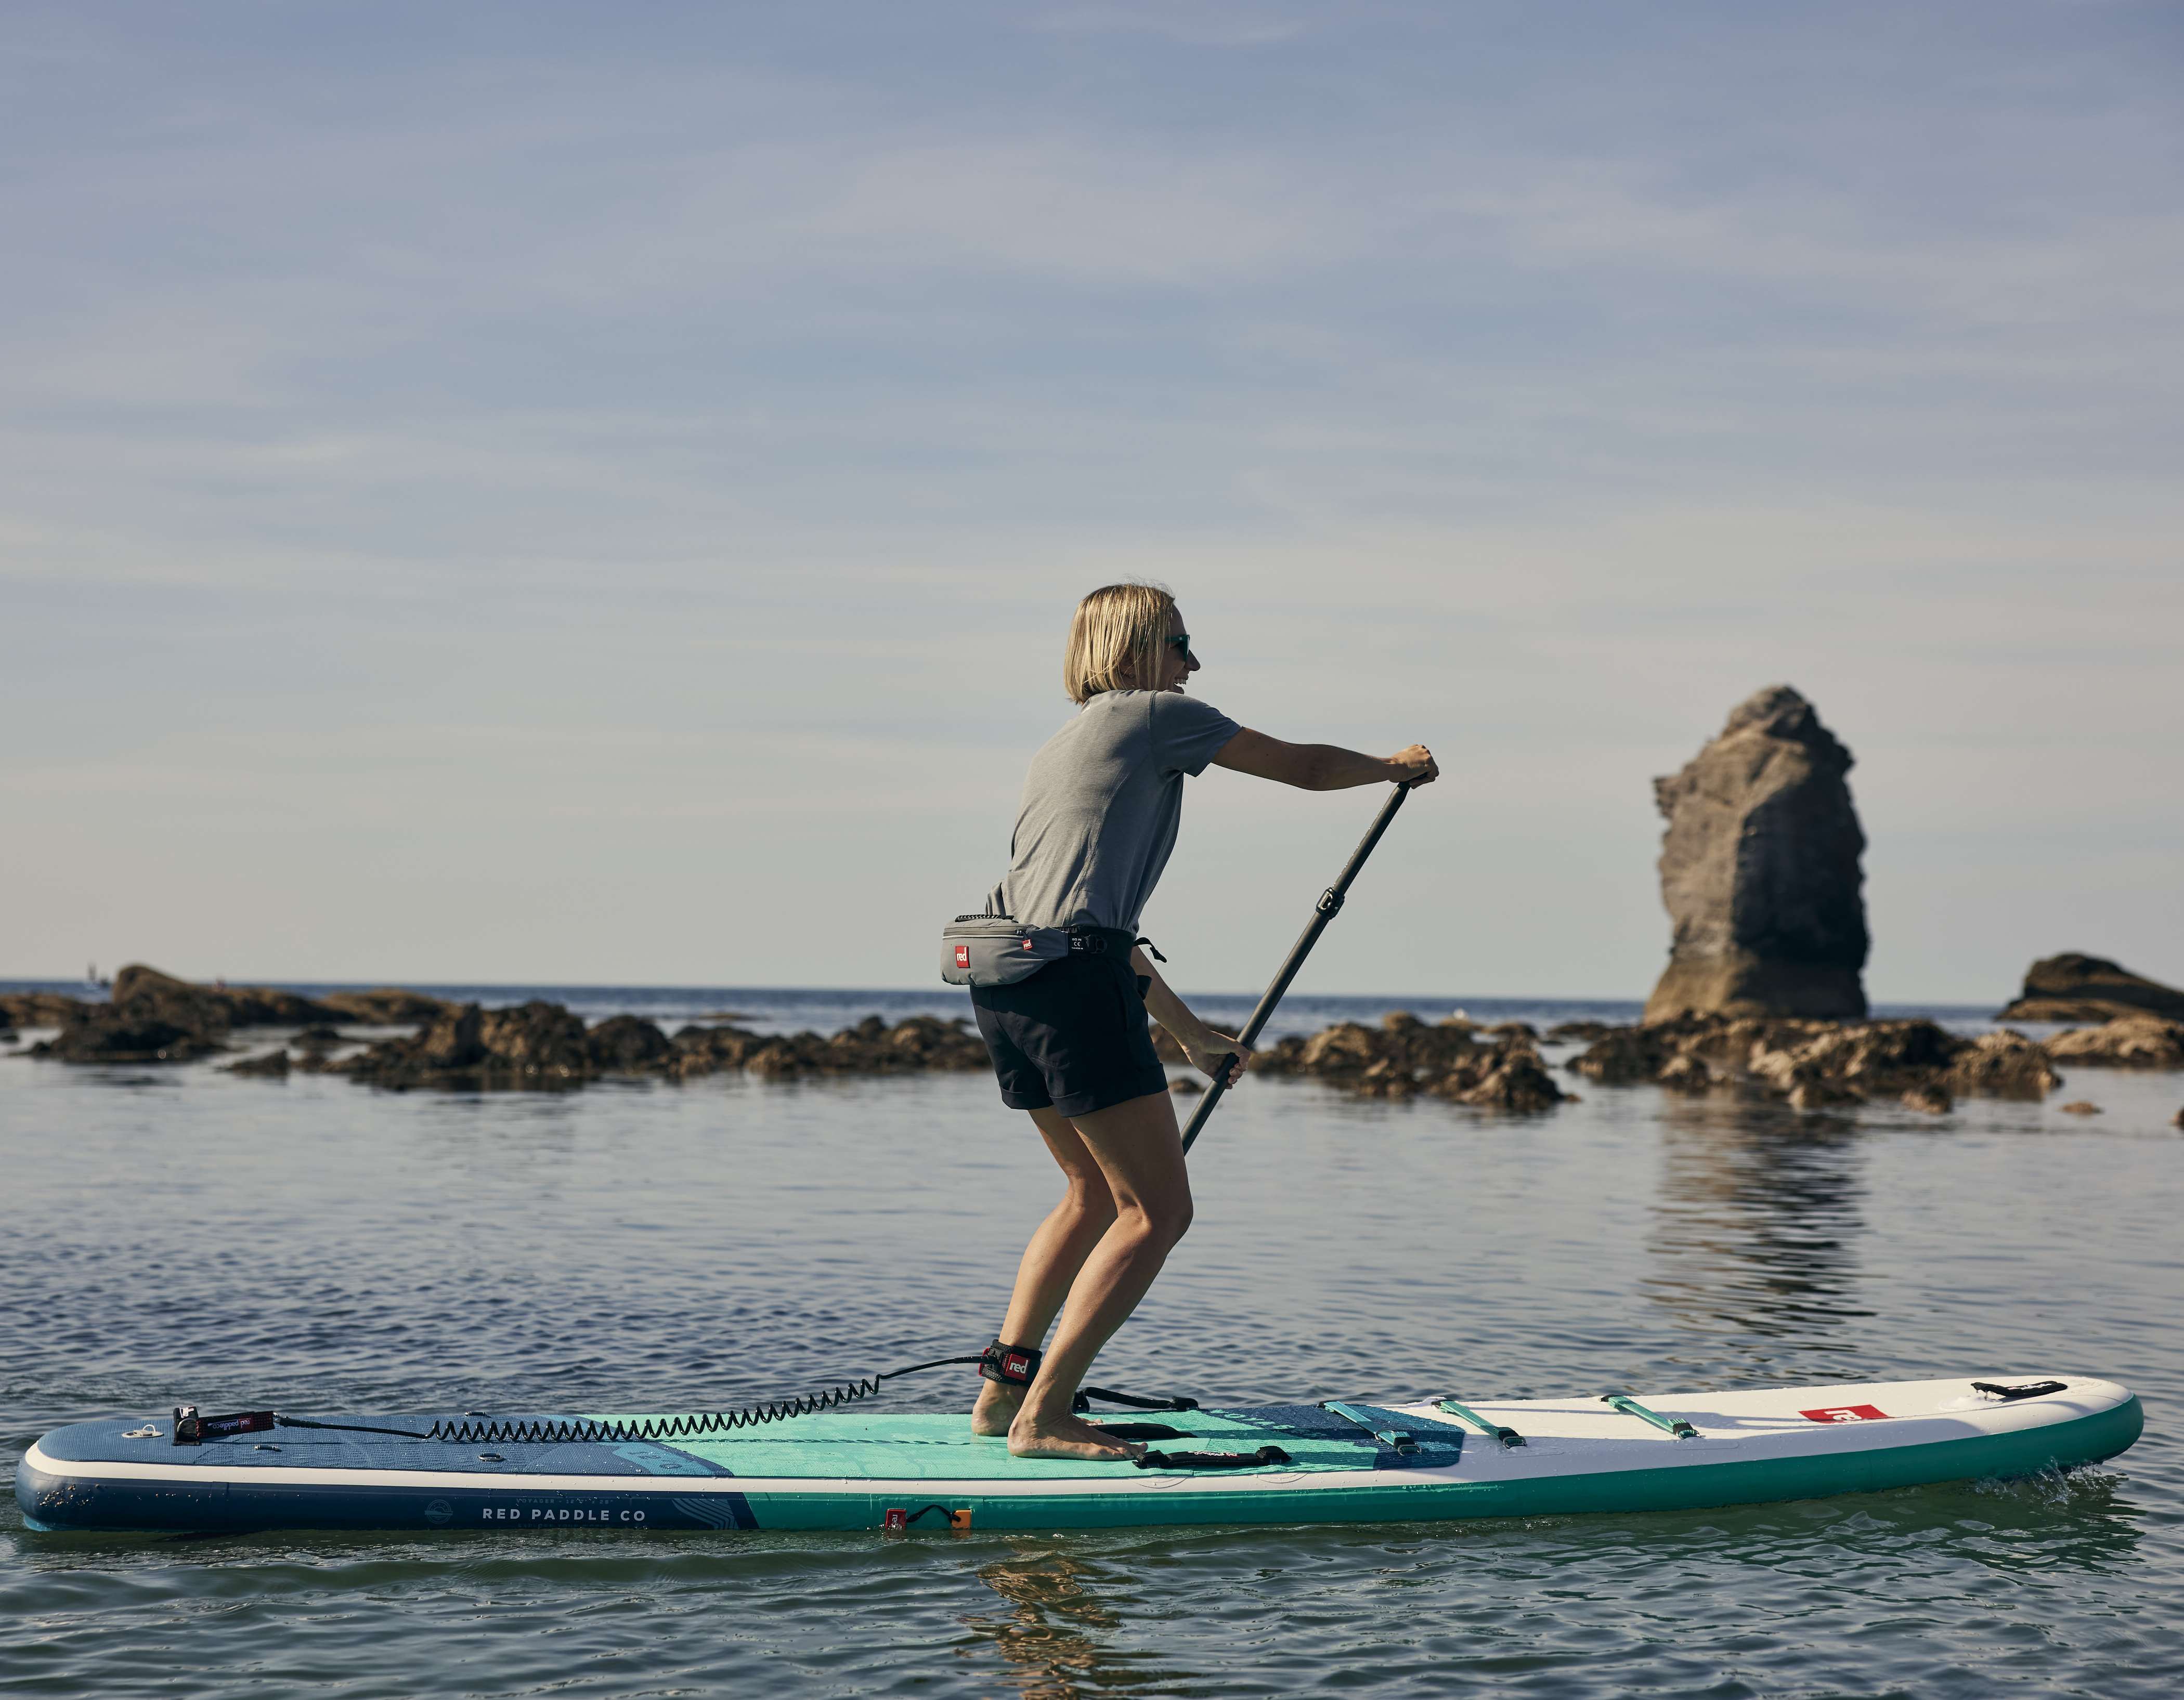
[1164,633,1193,655]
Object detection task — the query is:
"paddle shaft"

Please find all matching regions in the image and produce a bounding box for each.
[1179,782,1412,1153]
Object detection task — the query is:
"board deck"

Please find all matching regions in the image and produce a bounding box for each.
[16,1375,2141,1535]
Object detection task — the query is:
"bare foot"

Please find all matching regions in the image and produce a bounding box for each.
[1007,1409,1147,1462]
[970,1379,1022,1437]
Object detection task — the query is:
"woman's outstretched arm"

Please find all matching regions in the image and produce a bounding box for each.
[1211,729,1438,791]
[1131,947,1249,1088]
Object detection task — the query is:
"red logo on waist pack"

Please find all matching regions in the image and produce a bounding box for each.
[1021,937,1035,950]
[1801,1404,1888,1423]
[955,945,970,969]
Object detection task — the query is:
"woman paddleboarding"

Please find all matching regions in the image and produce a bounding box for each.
[960,583,1438,1460]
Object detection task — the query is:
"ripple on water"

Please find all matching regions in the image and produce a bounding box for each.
[3,1051,2181,1697]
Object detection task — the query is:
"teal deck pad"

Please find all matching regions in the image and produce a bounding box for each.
[583,1406,1446,1479]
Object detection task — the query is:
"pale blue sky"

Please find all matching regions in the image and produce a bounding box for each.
[4,2,2179,1000]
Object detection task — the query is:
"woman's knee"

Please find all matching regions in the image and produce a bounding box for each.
[1066,1176,1119,1227]
[1123,1190,1191,1249]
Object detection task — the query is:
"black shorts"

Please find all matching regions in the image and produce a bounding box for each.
[970,955,1170,1118]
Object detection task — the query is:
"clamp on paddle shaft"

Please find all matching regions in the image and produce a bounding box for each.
[1600,1392,1699,1439]
[1435,1397,1525,1447]
[1181,782,1414,1154]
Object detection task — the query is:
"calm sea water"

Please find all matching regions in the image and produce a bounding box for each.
[4,987,2179,1697]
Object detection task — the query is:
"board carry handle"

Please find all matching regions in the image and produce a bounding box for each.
[1181,781,1414,1154]
[1600,1392,1699,1439]
[1435,1397,1526,1447]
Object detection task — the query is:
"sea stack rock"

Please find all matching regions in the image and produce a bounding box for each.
[1644,686,1869,1022]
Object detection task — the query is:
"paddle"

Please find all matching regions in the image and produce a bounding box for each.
[1180,781,1413,1153]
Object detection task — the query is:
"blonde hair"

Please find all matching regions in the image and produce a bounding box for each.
[1063,582,1177,704]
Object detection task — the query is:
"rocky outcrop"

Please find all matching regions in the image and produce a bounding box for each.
[320,987,454,1025]
[586,1013,676,1073]
[1996,954,2184,1025]
[1644,686,1868,1022]
[1157,1011,1567,1113]
[109,964,347,1028]
[1943,1030,2062,1099]
[0,991,92,1028]
[2043,1016,2184,1070]
[332,1005,994,1091]
[25,964,346,1064]
[1563,1013,2072,1109]
[334,1001,592,1089]
[31,1015,226,1064]
[20,966,459,1066]
[223,1048,292,1077]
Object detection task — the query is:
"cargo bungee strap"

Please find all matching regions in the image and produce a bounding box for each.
[167,1347,1195,1449]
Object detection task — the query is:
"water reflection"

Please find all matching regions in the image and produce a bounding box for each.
[1644,1095,1874,1361]
[963,1547,1168,1699]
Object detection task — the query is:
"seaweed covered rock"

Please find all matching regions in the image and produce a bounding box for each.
[1568,1027,1680,1085]
[19,965,455,1067]
[1555,1010,2066,1110]
[337,1001,593,1089]
[1444,1049,1566,1112]
[1644,687,1868,1022]
[1944,1030,2062,1099]
[110,964,346,1029]
[28,964,363,1065]
[223,1048,292,1078]
[1997,954,2184,1025]
[1150,1009,1560,1112]
[31,1015,226,1064]
[1747,1020,1964,1100]
[2044,1016,2184,1070]
[320,987,453,1025]
[670,1023,765,1078]
[0,990,93,1028]
[587,1014,676,1073]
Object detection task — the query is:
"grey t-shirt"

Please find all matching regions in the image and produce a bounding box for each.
[989,690,1242,933]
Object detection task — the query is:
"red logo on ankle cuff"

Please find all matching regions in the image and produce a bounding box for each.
[1003,1354,1032,1379]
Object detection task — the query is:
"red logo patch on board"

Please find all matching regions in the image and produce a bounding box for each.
[955,945,970,969]
[1801,1404,1889,1423]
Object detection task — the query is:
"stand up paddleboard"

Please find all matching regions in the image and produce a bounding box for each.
[17,1375,2139,1535]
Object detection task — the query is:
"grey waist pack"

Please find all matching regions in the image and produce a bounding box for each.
[941,916,1147,987]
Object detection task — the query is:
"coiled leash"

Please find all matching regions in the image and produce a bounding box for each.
[168,1340,1194,1449]
[978,1337,1198,1416]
